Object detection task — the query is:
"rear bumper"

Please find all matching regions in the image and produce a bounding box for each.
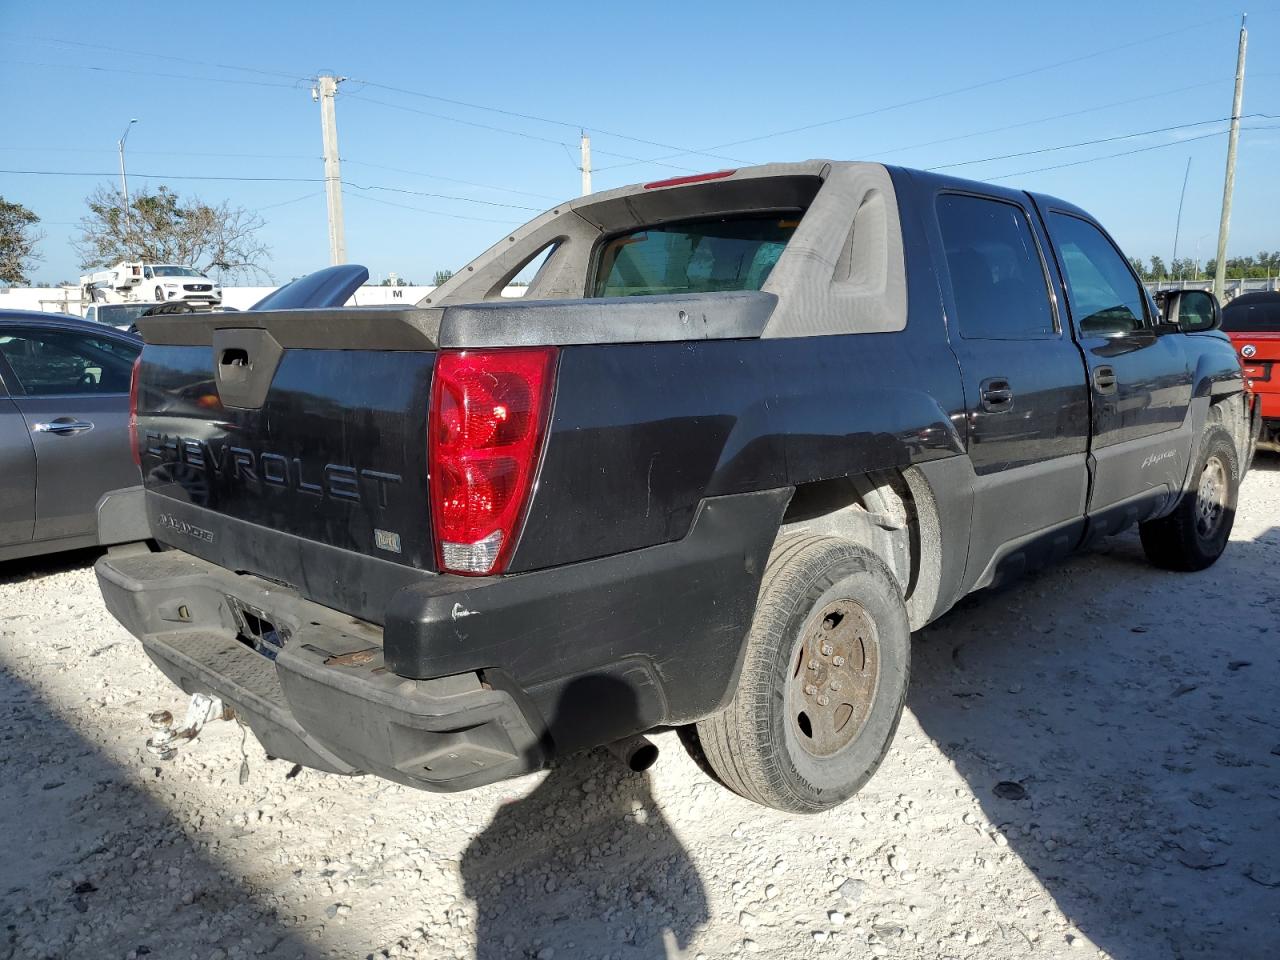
[97,549,545,791]
[96,489,788,790]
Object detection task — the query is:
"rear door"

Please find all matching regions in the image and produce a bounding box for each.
[929,188,1091,588]
[1039,208,1193,523]
[0,325,140,542]
[0,363,36,549]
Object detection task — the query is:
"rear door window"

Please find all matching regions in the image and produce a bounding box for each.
[592,214,798,297]
[936,193,1056,339]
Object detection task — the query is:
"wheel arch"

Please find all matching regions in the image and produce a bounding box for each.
[778,465,948,630]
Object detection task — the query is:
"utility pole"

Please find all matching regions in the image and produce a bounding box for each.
[315,74,346,265]
[1171,156,1190,280]
[580,131,592,196]
[118,118,138,252]
[1213,14,1247,301]
[117,118,138,206]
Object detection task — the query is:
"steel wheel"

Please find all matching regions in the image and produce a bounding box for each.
[1194,455,1228,538]
[1140,424,1239,573]
[787,599,880,759]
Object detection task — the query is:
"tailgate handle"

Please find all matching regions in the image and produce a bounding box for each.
[212,328,284,409]
[219,347,252,382]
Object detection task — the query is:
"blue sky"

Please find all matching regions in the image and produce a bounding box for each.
[3,0,1278,285]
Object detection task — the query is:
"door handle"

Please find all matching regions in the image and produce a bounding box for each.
[1093,365,1118,394]
[32,418,95,436]
[979,377,1014,413]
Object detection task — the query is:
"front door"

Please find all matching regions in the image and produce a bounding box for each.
[932,190,1091,589]
[1040,210,1193,524]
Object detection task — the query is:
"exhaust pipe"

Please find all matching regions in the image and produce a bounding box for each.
[607,734,659,772]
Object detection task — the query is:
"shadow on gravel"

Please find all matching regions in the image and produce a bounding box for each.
[0,547,103,584]
[462,677,707,960]
[1249,450,1280,472]
[909,525,1280,959]
[0,665,317,959]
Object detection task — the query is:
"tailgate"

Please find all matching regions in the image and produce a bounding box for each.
[134,309,442,606]
[1230,331,1280,388]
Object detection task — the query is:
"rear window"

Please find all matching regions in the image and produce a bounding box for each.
[591,214,798,298]
[1222,296,1280,332]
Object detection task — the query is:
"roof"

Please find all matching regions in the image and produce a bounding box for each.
[0,309,142,342]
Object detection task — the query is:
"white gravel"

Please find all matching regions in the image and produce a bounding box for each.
[3,459,1279,960]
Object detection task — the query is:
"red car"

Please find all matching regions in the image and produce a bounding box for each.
[1223,291,1280,452]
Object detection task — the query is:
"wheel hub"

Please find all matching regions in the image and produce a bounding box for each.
[789,599,880,758]
[1195,455,1227,538]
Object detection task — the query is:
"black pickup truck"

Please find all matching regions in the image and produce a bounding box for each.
[97,161,1254,813]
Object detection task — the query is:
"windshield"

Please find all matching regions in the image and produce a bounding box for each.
[1222,296,1280,333]
[592,214,799,297]
[92,304,155,324]
[151,265,203,278]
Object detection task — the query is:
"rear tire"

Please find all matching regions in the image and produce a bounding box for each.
[155,286,165,302]
[1139,423,1238,571]
[693,535,910,813]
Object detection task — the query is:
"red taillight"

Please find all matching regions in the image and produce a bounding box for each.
[128,354,142,467]
[428,347,557,575]
[643,169,736,189]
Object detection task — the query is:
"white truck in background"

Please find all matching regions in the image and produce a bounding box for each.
[80,262,222,307]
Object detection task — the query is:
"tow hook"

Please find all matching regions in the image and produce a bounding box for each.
[145,692,227,760]
[606,734,659,772]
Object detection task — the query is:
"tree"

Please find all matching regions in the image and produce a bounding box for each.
[75,184,271,281]
[0,196,43,285]
[1147,255,1167,280]
[432,269,454,286]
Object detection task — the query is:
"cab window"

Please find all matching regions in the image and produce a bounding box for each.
[1048,213,1148,336]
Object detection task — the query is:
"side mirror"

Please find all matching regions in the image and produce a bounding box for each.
[1156,289,1221,333]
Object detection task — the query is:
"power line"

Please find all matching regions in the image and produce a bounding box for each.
[7,59,303,90]
[0,168,545,211]
[593,12,1242,171]
[342,93,703,173]
[344,191,522,225]
[0,145,319,161]
[7,35,310,82]
[926,115,1248,171]
[345,182,540,212]
[0,169,321,182]
[0,144,550,202]
[341,158,561,201]
[867,77,1235,159]
[347,78,748,166]
[985,129,1229,180]
[258,191,325,212]
[985,119,1280,182]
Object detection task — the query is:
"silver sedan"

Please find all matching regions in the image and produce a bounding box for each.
[0,310,143,562]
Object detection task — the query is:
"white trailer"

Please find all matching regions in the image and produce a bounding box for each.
[80,262,146,303]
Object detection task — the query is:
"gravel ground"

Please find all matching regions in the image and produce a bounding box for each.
[3,458,1279,960]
